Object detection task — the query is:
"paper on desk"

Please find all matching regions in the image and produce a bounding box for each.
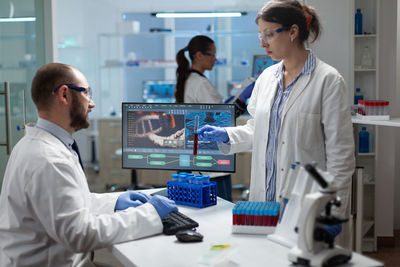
[198,244,240,267]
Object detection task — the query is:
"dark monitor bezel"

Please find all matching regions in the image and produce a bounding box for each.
[121,102,236,173]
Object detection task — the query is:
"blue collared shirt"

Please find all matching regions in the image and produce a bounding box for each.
[35,118,78,159]
[265,50,316,201]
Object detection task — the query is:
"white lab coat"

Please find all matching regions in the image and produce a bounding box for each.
[184,72,223,103]
[0,126,163,267]
[219,58,355,216]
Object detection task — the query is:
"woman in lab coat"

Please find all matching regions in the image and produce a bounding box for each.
[175,35,233,201]
[175,35,221,103]
[198,0,355,217]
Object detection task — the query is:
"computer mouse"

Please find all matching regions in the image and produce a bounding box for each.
[175,229,203,243]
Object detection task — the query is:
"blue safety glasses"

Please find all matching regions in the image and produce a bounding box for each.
[52,84,93,102]
[201,51,216,58]
[258,26,289,44]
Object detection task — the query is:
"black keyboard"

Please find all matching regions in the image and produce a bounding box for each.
[162,211,199,235]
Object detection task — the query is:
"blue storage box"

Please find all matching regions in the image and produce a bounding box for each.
[167,180,217,208]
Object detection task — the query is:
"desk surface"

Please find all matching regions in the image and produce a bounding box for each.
[111,189,383,267]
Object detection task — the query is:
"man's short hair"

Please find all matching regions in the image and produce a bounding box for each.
[31,63,77,110]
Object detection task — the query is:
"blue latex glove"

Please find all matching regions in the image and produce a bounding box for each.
[148,195,178,219]
[197,125,229,143]
[115,191,150,211]
[224,95,235,104]
[324,223,342,238]
[239,81,255,102]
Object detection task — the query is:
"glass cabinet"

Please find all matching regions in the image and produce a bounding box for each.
[0,0,50,187]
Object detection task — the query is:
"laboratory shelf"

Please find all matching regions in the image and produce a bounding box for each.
[354,34,377,38]
[357,152,376,157]
[100,64,250,70]
[354,68,376,72]
[352,116,400,127]
[58,45,87,49]
[101,65,177,69]
[99,30,258,38]
[0,34,36,40]
[0,67,36,71]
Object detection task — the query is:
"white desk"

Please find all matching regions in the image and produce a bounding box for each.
[111,189,383,267]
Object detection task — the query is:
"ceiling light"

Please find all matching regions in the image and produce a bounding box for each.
[0,17,36,22]
[152,12,246,18]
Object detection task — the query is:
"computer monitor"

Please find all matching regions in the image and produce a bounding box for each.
[142,80,175,103]
[252,54,279,79]
[227,80,244,98]
[122,103,236,172]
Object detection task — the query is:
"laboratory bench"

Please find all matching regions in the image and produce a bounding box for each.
[110,188,383,267]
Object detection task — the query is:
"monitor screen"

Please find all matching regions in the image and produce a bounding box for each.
[122,103,236,172]
[142,81,175,103]
[252,54,279,78]
[227,80,244,98]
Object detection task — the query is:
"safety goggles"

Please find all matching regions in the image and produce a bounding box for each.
[201,51,216,58]
[52,84,93,102]
[258,26,289,44]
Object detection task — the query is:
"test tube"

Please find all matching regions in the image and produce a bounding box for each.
[193,115,199,156]
[171,174,179,181]
[265,202,271,226]
[178,174,187,183]
[202,175,210,184]
[187,173,195,183]
[233,202,238,225]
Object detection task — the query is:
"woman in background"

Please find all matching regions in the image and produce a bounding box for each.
[175,35,232,201]
[175,35,221,104]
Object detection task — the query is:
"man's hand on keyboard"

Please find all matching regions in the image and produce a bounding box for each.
[148,195,178,219]
[115,191,150,211]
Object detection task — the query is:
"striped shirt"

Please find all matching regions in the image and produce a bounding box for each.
[265,49,316,201]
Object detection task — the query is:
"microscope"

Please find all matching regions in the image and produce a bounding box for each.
[288,164,352,266]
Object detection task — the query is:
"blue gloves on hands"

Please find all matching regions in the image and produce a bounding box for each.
[197,125,229,143]
[239,81,255,103]
[148,195,178,219]
[324,223,342,238]
[115,191,150,211]
[115,191,178,220]
[224,95,235,104]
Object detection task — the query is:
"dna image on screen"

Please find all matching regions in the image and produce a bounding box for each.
[122,103,236,172]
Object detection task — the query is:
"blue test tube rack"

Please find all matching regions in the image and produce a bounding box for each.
[167,174,217,208]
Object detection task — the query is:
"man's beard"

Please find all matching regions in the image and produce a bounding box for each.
[69,93,90,131]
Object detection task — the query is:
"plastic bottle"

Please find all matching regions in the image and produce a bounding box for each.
[354,88,364,105]
[359,127,370,153]
[361,46,373,69]
[355,8,363,34]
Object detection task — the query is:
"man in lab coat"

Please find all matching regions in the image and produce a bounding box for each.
[0,63,177,266]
